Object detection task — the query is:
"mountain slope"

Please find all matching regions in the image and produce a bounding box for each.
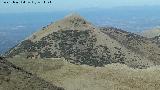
[100,27,160,66]
[0,57,64,90]
[141,28,160,38]
[6,14,157,68]
[9,56,160,90]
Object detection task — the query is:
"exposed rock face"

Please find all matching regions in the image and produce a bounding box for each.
[0,57,64,90]
[6,14,160,69]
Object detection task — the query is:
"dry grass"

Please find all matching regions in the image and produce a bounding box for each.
[141,28,160,38]
[8,57,160,90]
[0,58,64,90]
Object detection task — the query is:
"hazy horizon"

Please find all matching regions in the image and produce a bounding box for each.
[0,0,160,13]
[1,2,160,54]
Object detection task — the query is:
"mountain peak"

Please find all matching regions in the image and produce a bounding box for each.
[60,12,91,27]
[64,12,84,19]
[26,13,94,41]
[63,13,88,23]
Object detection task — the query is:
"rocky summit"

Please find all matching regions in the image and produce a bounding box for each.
[6,14,160,69]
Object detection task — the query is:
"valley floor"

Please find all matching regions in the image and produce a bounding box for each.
[8,57,160,90]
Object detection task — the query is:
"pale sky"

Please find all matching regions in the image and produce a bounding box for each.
[0,0,160,13]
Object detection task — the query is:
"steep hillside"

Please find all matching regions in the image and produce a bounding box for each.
[100,27,160,66]
[0,57,64,90]
[9,57,160,90]
[6,14,157,68]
